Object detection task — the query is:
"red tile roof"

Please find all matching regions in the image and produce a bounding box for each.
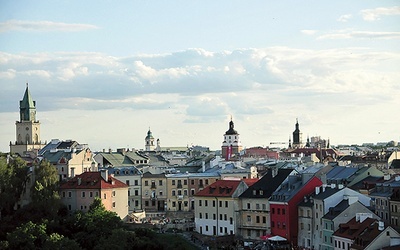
[194,179,242,197]
[333,217,378,240]
[59,171,128,190]
[243,178,259,187]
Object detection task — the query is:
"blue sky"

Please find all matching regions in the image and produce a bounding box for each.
[1,1,399,152]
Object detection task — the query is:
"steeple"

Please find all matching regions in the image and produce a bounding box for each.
[19,83,36,122]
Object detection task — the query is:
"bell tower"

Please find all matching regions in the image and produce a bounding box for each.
[221,117,242,161]
[10,83,45,156]
[145,128,156,151]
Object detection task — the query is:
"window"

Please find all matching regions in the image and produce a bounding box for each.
[224,214,227,220]
[145,181,148,186]
[205,200,208,206]
[172,180,176,185]
[277,208,280,214]
[262,204,266,210]
[126,180,130,185]
[272,208,275,214]
[205,179,209,185]
[213,214,216,220]
[256,216,260,223]
[135,190,139,196]
[220,214,223,220]
[205,213,208,219]
[199,212,202,219]
[206,225,209,231]
[184,180,187,185]
[90,191,93,197]
[82,191,85,198]
[191,189,195,195]
[263,216,266,223]
[230,217,233,224]
[219,201,222,207]
[213,200,216,207]
[145,201,149,206]
[62,192,65,197]
[247,215,251,222]
[68,191,72,197]
[159,190,163,196]
[134,180,138,186]
[191,179,195,185]
[112,191,116,197]
[282,208,285,215]
[159,180,163,186]
[172,201,176,207]
[104,193,107,199]
[112,202,116,208]
[247,203,251,209]
[256,203,260,210]
[199,200,202,206]
[225,201,228,207]
[172,190,176,196]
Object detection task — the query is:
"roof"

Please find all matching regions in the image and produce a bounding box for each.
[322,200,350,220]
[313,186,341,200]
[59,171,128,190]
[142,172,166,178]
[243,178,259,187]
[194,179,242,197]
[326,166,359,181]
[101,166,142,176]
[240,168,294,199]
[333,217,378,240]
[225,120,238,135]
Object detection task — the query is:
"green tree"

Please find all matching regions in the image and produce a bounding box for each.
[0,155,29,217]
[7,221,47,250]
[31,159,59,203]
[72,197,123,249]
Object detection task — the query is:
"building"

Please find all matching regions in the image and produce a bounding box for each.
[311,185,372,249]
[38,139,95,181]
[269,175,323,246]
[145,128,156,151]
[141,172,167,217]
[320,201,379,250]
[194,179,249,236]
[291,119,302,148]
[10,84,46,156]
[221,118,242,161]
[59,170,129,220]
[238,168,294,240]
[102,166,142,213]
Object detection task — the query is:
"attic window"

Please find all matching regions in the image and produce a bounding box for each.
[253,190,256,195]
[260,190,263,195]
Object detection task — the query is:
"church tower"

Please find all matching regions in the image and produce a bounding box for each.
[292,118,302,148]
[145,128,156,151]
[10,84,45,156]
[221,117,242,161]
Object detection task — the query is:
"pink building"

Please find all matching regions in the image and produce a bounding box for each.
[59,170,128,220]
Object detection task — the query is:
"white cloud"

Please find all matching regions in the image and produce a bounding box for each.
[0,19,99,33]
[337,14,352,22]
[318,30,400,40]
[301,30,318,35]
[361,6,400,21]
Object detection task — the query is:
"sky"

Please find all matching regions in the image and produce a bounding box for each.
[1,1,400,153]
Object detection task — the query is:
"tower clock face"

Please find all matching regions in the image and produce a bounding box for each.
[26,127,29,131]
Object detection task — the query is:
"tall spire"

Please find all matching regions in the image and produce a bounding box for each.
[19,83,36,122]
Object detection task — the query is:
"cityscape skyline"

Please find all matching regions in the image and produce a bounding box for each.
[1,1,399,152]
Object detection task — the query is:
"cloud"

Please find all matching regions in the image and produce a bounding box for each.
[361,6,400,21]
[337,14,352,22]
[318,30,400,40]
[1,47,399,123]
[301,30,318,35]
[0,20,99,33]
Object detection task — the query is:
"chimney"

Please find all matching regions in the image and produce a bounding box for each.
[202,161,205,173]
[330,183,336,189]
[108,148,112,154]
[315,186,320,195]
[348,196,359,205]
[395,176,400,182]
[272,167,278,178]
[384,174,391,180]
[100,169,109,182]
[356,213,372,223]
[378,221,384,231]
[71,167,75,178]
[338,184,344,189]
[322,185,326,192]
[77,177,81,185]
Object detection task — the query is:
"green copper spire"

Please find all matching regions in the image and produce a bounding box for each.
[19,83,36,122]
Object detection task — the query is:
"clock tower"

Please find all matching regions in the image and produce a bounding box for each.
[221,117,242,161]
[10,84,45,156]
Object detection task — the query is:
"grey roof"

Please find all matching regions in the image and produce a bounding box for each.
[240,168,294,199]
[269,174,304,202]
[100,166,142,176]
[313,186,341,200]
[322,199,350,220]
[326,166,359,180]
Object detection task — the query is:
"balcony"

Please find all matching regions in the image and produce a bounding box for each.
[176,195,184,200]
[151,183,156,189]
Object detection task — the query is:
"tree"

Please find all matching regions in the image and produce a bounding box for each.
[0,155,29,217]
[31,159,59,203]
[6,221,47,250]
